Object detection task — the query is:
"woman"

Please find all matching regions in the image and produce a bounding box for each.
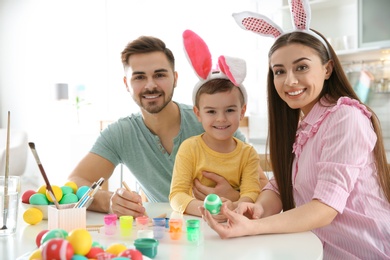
[200,30,390,259]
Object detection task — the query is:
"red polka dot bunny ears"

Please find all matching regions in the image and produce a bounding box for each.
[232,0,330,57]
[182,29,248,105]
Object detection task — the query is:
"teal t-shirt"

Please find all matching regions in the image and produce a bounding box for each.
[91,102,245,202]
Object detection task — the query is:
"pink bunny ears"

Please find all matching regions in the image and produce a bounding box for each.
[232,0,330,56]
[183,29,248,104]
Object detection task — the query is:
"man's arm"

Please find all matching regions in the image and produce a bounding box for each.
[193,166,269,202]
[67,152,115,213]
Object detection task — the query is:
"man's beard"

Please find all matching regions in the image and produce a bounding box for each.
[136,86,175,114]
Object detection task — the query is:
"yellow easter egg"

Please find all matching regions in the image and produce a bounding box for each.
[67,228,92,255]
[64,181,78,194]
[36,184,46,194]
[28,248,42,260]
[23,208,43,225]
[46,185,63,203]
[105,243,127,256]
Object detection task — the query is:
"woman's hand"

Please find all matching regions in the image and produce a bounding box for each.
[109,188,146,217]
[235,201,265,219]
[199,203,256,239]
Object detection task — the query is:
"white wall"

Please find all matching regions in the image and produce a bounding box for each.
[0,0,276,186]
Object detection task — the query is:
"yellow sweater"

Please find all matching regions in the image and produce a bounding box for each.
[169,135,260,213]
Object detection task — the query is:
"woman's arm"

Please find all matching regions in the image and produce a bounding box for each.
[201,199,338,238]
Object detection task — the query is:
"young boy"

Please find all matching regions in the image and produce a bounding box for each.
[169,31,261,218]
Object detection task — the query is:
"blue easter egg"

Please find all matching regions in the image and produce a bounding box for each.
[76,186,90,199]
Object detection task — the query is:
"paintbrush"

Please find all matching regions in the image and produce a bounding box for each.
[1,111,11,230]
[28,142,60,209]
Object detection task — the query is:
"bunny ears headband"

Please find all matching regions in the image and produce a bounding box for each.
[183,29,248,105]
[232,0,330,57]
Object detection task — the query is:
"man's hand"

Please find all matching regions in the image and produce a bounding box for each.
[192,171,240,201]
[109,188,147,217]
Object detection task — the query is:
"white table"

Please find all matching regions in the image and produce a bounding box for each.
[6,202,323,260]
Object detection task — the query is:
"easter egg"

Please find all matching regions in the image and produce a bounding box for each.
[118,249,143,260]
[72,255,88,260]
[41,229,68,245]
[41,238,74,260]
[23,207,43,225]
[92,241,104,249]
[105,243,127,256]
[37,184,47,194]
[64,181,78,194]
[204,194,222,215]
[29,193,49,205]
[85,246,105,258]
[96,252,116,259]
[61,185,74,195]
[67,228,92,255]
[76,186,90,200]
[46,185,63,203]
[28,248,42,260]
[36,229,49,247]
[22,189,36,204]
[60,193,78,204]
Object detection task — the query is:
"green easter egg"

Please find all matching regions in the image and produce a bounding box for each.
[41,228,68,245]
[59,193,79,204]
[29,193,50,205]
[61,185,74,195]
[204,194,222,215]
[92,241,104,249]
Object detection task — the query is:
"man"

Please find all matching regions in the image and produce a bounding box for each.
[68,35,268,217]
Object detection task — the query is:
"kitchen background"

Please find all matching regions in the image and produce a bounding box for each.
[0,0,389,190]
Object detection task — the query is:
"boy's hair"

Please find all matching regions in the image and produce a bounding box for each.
[194,78,245,108]
[121,36,175,72]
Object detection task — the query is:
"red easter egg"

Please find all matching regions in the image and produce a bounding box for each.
[85,247,105,258]
[22,190,36,203]
[36,229,49,247]
[119,248,143,260]
[96,252,116,259]
[41,238,74,260]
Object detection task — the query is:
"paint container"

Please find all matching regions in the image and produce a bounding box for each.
[152,217,166,239]
[186,219,200,243]
[119,215,133,238]
[137,229,154,239]
[134,238,159,258]
[103,214,117,235]
[168,218,183,240]
[135,216,149,230]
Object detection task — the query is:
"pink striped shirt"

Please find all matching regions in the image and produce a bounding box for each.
[265,97,390,259]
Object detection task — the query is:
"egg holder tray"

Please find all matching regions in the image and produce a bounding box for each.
[48,204,86,232]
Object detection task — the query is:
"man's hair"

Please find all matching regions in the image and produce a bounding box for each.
[121,36,175,72]
[195,78,245,108]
